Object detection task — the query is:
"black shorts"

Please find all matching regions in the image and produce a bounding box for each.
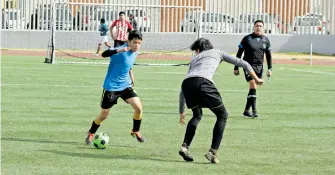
[100,87,137,109]
[114,40,127,48]
[181,77,223,109]
[243,64,263,82]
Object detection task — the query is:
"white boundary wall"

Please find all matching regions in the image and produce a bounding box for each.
[1,30,335,55]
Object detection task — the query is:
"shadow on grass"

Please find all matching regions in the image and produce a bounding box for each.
[1,137,79,145]
[144,111,214,118]
[306,88,335,92]
[40,149,210,164]
[1,137,135,148]
[143,111,177,115]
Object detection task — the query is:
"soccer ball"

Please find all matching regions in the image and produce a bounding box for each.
[93,132,110,149]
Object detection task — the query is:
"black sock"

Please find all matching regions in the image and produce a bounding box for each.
[183,107,202,147]
[132,119,142,132]
[245,89,254,111]
[182,143,189,149]
[209,105,228,150]
[250,89,257,112]
[88,121,100,134]
[245,89,256,111]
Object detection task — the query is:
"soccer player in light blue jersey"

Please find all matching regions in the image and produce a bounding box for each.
[95,18,111,56]
[86,30,145,144]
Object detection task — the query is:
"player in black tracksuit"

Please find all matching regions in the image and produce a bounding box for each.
[233,20,273,118]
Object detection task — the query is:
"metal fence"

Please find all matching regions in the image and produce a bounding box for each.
[1,0,334,34]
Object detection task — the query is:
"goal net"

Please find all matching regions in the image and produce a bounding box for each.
[45,2,203,66]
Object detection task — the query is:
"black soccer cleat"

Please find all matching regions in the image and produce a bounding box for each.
[252,111,259,118]
[243,111,253,118]
[204,148,219,164]
[130,131,145,142]
[179,146,194,162]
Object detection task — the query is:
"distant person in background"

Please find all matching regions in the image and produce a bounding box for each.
[2,9,7,29]
[27,11,38,30]
[74,10,88,31]
[129,14,137,30]
[94,18,111,56]
[110,11,133,48]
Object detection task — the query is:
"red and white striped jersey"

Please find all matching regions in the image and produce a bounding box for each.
[111,20,133,41]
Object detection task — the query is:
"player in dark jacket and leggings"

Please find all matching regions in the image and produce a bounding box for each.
[178,38,264,164]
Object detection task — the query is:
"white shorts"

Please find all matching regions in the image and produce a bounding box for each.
[98,36,108,44]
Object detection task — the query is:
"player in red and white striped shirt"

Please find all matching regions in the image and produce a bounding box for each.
[110,11,133,48]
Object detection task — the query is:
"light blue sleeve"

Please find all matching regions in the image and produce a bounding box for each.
[103,24,109,31]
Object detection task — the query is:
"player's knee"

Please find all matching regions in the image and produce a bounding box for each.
[133,105,142,114]
[222,110,228,119]
[249,80,257,89]
[99,109,110,120]
[192,107,203,120]
[220,105,228,118]
[218,108,228,120]
[192,113,202,120]
[212,105,228,120]
[132,104,142,119]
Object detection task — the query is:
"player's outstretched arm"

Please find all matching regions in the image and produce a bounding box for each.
[234,37,246,72]
[234,47,244,71]
[179,90,186,126]
[101,47,130,58]
[129,69,135,87]
[221,52,263,85]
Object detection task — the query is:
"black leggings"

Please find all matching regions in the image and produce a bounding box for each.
[183,105,228,150]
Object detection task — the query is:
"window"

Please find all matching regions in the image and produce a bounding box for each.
[298,17,321,26]
[95,11,118,21]
[41,9,70,20]
[6,11,18,20]
[127,10,145,17]
[241,14,274,24]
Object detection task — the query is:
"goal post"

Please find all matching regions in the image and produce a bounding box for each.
[45,2,56,64]
[45,2,203,66]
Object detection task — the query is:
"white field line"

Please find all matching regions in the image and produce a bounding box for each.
[2,67,50,70]
[144,72,219,75]
[144,72,186,75]
[146,72,324,77]
[274,74,331,77]
[0,83,301,93]
[2,66,327,77]
[280,67,335,75]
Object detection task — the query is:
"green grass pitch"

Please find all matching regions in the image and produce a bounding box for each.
[1,55,335,174]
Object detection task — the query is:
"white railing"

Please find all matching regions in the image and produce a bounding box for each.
[1,0,334,34]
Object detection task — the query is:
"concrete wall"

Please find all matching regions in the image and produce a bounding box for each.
[203,33,335,55]
[1,30,335,55]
